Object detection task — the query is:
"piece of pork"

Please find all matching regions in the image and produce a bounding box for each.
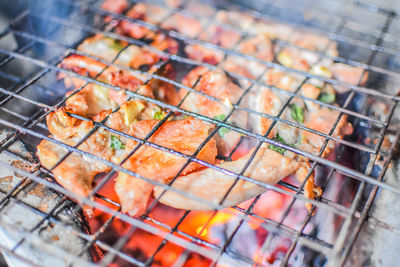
[181,66,248,156]
[115,3,169,39]
[116,117,218,216]
[153,145,299,209]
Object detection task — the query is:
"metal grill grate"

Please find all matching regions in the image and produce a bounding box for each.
[0,0,399,266]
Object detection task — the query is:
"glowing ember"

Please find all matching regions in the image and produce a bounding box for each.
[88,180,305,266]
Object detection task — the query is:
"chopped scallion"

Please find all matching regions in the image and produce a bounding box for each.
[110,135,125,150]
[290,105,304,123]
[318,92,335,104]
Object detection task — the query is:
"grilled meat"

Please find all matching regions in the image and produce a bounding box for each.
[0,131,98,266]
[36,3,360,218]
[114,3,169,39]
[37,101,218,217]
[181,66,248,156]
[116,118,217,216]
[154,145,299,209]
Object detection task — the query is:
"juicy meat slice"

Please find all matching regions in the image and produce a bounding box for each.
[37,138,111,198]
[294,161,322,211]
[46,107,93,140]
[115,3,169,39]
[183,2,215,17]
[275,31,338,71]
[215,10,254,31]
[153,145,299,210]
[75,34,161,70]
[264,69,304,92]
[277,47,320,71]
[100,0,129,24]
[65,74,143,118]
[161,14,203,38]
[59,54,148,117]
[248,69,354,210]
[115,172,154,217]
[36,110,114,198]
[125,118,217,179]
[65,84,117,118]
[247,69,302,137]
[289,32,335,54]
[104,98,159,135]
[101,0,128,14]
[181,66,248,156]
[221,57,257,81]
[329,63,368,87]
[254,70,354,154]
[248,87,283,137]
[77,34,127,63]
[182,66,235,116]
[301,107,353,156]
[237,34,274,62]
[252,19,293,40]
[199,25,241,49]
[115,118,218,216]
[184,44,224,65]
[185,24,240,65]
[115,45,161,70]
[58,54,107,87]
[149,32,179,55]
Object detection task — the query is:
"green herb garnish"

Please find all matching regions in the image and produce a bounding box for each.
[214,114,230,137]
[218,127,230,138]
[290,105,304,123]
[214,114,226,121]
[110,135,125,150]
[268,143,286,154]
[318,92,335,104]
[275,134,286,143]
[153,110,166,120]
[267,134,296,155]
[106,38,124,51]
[268,134,286,155]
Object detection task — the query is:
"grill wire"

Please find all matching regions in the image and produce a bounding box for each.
[0,0,399,266]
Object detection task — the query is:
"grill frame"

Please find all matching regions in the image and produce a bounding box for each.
[0,0,399,266]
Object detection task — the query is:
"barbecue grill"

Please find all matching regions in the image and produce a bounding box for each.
[0,0,399,266]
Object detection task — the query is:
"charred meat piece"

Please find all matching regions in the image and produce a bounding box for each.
[148,32,179,55]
